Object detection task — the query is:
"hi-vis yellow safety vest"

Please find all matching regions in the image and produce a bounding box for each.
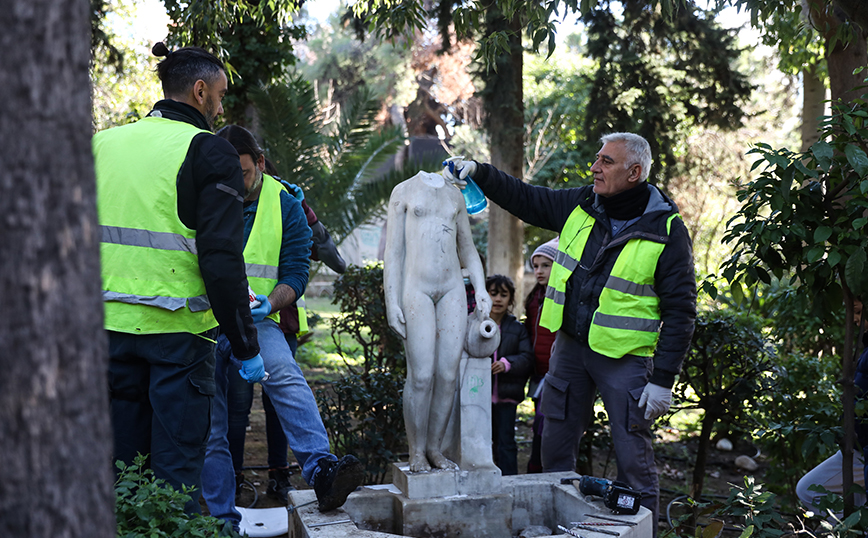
[539,204,680,359]
[244,174,286,324]
[94,116,217,335]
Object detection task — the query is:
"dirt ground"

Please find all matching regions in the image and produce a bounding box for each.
[207,378,768,537]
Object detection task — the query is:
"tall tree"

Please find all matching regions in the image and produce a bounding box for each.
[161,0,305,126]
[356,0,752,294]
[583,0,753,189]
[479,0,527,295]
[1,0,115,536]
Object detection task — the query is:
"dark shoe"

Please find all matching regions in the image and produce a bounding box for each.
[313,455,364,512]
[266,467,295,503]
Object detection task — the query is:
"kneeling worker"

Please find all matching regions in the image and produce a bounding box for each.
[201,125,364,532]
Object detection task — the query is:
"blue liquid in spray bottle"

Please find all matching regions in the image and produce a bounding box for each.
[445,160,487,215]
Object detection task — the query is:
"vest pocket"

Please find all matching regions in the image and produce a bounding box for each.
[540,373,569,421]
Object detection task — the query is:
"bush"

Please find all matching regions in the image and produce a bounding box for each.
[751,350,843,506]
[316,262,407,483]
[316,369,405,484]
[329,262,406,376]
[115,455,233,538]
[673,310,777,499]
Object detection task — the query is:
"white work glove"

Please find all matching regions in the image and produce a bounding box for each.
[442,156,477,188]
[638,383,671,420]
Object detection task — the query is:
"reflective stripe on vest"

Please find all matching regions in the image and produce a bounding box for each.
[296,295,309,336]
[540,206,679,358]
[244,175,285,323]
[94,116,218,335]
[539,205,595,333]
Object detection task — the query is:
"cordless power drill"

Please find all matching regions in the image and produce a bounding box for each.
[568,476,642,515]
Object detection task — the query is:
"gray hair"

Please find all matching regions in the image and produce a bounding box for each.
[600,132,652,181]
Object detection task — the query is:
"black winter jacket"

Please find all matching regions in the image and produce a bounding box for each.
[474,163,696,388]
[151,100,259,360]
[493,314,535,402]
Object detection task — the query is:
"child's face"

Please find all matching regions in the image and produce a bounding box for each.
[488,285,512,317]
[532,255,553,286]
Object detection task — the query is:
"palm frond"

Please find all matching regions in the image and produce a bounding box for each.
[249,74,325,189]
[252,74,444,247]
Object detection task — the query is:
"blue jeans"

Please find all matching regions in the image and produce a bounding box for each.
[109,329,217,515]
[226,331,298,471]
[202,320,333,528]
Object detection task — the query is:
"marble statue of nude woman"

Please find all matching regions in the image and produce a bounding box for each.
[384,170,492,472]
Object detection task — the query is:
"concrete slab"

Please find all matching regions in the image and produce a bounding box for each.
[289,471,654,538]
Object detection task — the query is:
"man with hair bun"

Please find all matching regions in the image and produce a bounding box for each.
[92,43,265,514]
[444,132,696,536]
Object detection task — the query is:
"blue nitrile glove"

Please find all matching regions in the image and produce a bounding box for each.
[287,183,304,201]
[239,353,267,383]
[442,156,477,188]
[251,295,271,323]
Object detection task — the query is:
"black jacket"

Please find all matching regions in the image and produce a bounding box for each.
[474,163,696,388]
[493,314,535,401]
[153,100,259,360]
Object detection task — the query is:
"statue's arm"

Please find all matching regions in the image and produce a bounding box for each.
[454,190,491,320]
[384,187,407,338]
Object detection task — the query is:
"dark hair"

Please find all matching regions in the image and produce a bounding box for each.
[486,274,516,310]
[215,125,264,160]
[152,42,225,97]
[264,158,281,178]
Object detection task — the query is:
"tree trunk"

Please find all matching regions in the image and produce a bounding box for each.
[483,4,525,299]
[809,0,868,105]
[840,281,857,514]
[0,0,115,536]
[690,411,716,501]
[800,64,826,152]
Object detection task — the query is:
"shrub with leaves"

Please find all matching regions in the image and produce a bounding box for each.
[316,369,405,484]
[115,455,232,538]
[673,311,777,499]
[315,262,407,483]
[751,350,843,507]
[329,261,406,377]
[718,80,868,512]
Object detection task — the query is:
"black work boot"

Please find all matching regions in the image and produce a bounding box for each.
[266,467,295,503]
[313,455,364,512]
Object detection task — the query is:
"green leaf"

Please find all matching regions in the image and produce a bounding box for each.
[811,141,833,172]
[846,250,868,296]
[845,144,868,177]
[814,226,832,243]
[731,281,745,305]
[806,245,825,263]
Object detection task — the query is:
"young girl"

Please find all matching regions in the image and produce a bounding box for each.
[523,237,558,473]
[487,274,534,475]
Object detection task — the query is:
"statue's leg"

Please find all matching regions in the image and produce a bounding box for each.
[402,290,437,472]
[425,286,467,470]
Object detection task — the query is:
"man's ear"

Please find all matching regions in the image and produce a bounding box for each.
[257,153,266,172]
[192,79,207,105]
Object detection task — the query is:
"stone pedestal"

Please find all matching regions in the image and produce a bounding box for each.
[442,354,499,473]
[391,463,502,499]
